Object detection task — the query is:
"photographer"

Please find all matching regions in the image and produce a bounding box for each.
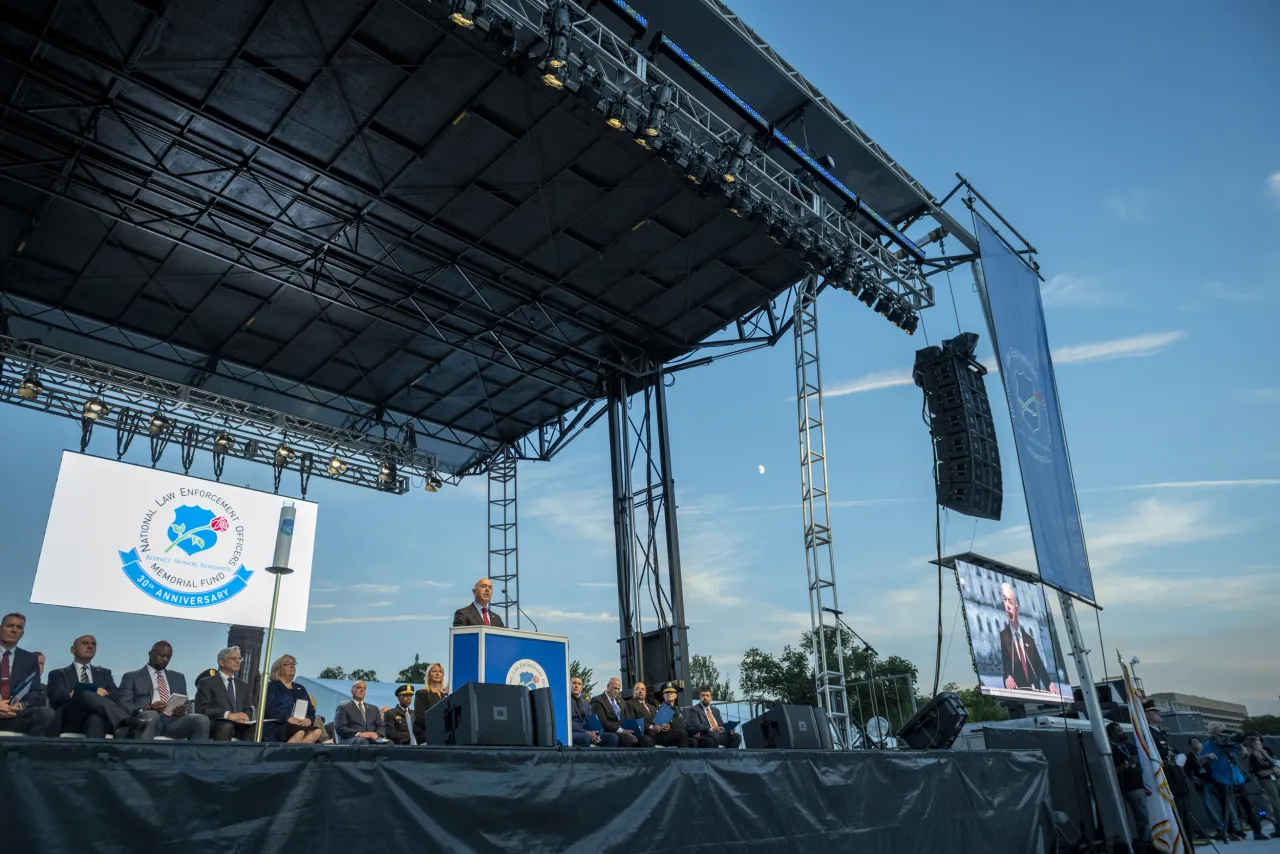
[1201,723,1267,841]
[1241,736,1280,838]
[1186,738,1224,841]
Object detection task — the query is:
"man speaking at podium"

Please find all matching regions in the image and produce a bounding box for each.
[453,578,505,628]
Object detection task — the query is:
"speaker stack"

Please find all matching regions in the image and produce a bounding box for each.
[913,332,1002,521]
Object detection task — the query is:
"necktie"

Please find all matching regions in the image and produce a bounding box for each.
[157,670,170,708]
[407,709,417,745]
[610,696,619,717]
[1,650,10,701]
[227,677,236,707]
[80,664,91,683]
[481,607,490,627]
[705,705,716,729]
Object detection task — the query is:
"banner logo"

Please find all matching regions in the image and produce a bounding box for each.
[506,659,548,691]
[1004,348,1053,465]
[118,487,253,608]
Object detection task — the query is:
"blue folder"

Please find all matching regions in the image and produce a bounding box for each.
[621,718,645,739]
[585,714,604,733]
[653,705,674,726]
[725,720,740,733]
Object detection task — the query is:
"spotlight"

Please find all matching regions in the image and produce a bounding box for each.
[147,411,173,435]
[900,312,919,335]
[686,157,709,184]
[327,455,348,476]
[546,3,571,67]
[887,304,905,326]
[542,69,565,89]
[858,285,879,308]
[873,293,895,317]
[212,431,235,453]
[425,473,444,493]
[644,85,673,136]
[274,442,295,463]
[768,221,789,244]
[378,459,397,485]
[633,128,649,148]
[722,135,753,183]
[604,100,627,129]
[448,0,478,27]
[16,368,43,400]
[82,397,108,420]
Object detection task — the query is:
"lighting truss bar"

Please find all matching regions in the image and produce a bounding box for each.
[0,336,439,495]
[656,35,770,130]
[442,0,932,308]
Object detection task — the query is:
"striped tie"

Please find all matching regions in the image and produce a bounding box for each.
[157,670,170,709]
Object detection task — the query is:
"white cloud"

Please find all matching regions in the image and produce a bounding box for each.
[1086,478,1280,492]
[577,582,616,588]
[524,607,615,623]
[351,583,401,594]
[826,369,915,398]
[366,601,393,607]
[1107,192,1149,222]
[729,498,910,514]
[414,580,454,588]
[1269,171,1280,201]
[310,614,446,625]
[1041,273,1113,308]
[311,603,336,609]
[1051,330,1185,365]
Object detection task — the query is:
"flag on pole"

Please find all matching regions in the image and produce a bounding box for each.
[1120,659,1184,853]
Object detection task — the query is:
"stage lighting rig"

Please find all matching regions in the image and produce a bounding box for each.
[721,135,753,184]
[541,67,565,89]
[644,85,673,137]
[604,99,627,129]
[17,368,43,400]
[858,284,880,308]
[327,455,349,476]
[147,411,173,435]
[212,431,235,454]
[448,0,481,27]
[900,311,920,336]
[82,397,108,420]
[378,459,398,488]
[274,441,296,463]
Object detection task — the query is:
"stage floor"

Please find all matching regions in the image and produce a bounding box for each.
[2,739,1051,853]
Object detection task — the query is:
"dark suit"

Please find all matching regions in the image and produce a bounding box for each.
[120,666,208,741]
[335,699,385,744]
[571,694,618,748]
[195,671,253,741]
[452,603,505,628]
[999,624,1054,692]
[0,646,55,736]
[649,702,696,749]
[385,703,416,745]
[686,703,741,749]
[48,663,131,737]
[591,692,650,747]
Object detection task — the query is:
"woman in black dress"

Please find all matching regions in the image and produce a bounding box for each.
[412,662,449,743]
[263,654,323,744]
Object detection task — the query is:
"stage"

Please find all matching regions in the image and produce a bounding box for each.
[2,740,1051,852]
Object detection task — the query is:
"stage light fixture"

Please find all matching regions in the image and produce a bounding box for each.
[212,431,235,453]
[768,221,788,244]
[901,312,919,335]
[858,285,879,308]
[887,304,905,326]
[82,397,108,420]
[16,368,43,400]
[604,100,627,129]
[632,128,649,148]
[147,411,173,435]
[686,157,709,183]
[873,293,894,317]
[327,455,348,476]
[378,459,397,486]
[722,135,753,183]
[448,0,478,27]
[274,441,295,463]
[425,473,444,493]
[542,67,565,89]
[644,85,673,136]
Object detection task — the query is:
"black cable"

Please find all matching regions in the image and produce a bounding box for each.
[933,497,943,697]
[941,237,963,335]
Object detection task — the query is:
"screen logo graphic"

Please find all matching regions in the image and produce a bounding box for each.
[118,489,253,608]
[506,659,548,691]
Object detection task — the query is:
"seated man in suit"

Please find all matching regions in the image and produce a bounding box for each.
[335,680,385,744]
[0,612,56,736]
[687,686,741,749]
[570,676,617,748]
[195,646,254,741]
[120,640,209,741]
[453,578,505,628]
[998,583,1056,693]
[47,634,135,737]
[385,684,417,745]
[592,677,651,747]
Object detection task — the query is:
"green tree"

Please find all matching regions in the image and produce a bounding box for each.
[939,683,1009,723]
[1242,714,1280,735]
[396,654,430,685]
[688,654,735,701]
[570,660,596,697]
[318,666,347,680]
[349,668,378,683]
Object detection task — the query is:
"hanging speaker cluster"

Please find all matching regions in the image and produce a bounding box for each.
[913,333,1003,521]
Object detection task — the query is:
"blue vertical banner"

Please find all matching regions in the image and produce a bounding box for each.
[974,216,1096,602]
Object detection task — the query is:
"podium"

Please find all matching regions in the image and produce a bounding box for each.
[449,626,571,746]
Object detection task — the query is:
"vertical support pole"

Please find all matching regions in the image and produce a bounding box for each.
[654,371,689,704]
[487,448,520,628]
[608,376,640,689]
[793,274,854,749]
[1060,593,1134,851]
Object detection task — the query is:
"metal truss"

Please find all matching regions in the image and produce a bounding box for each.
[793,274,854,748]
[441,0,933,308]
[0,335,438,495]
[487,447,521,627]
[606,370,689,703]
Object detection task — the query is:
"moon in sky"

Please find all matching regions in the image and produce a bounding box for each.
[758,465,766,474]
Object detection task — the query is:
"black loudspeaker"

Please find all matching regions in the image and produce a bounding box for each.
[896,691,969,749]
[639,628,675,694]
[742,705,833,750]
[429,682,533,746]
[913,333,1002,521]
[528,687,557,747]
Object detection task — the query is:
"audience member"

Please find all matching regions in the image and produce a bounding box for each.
[1188,737,1225,839]
[47,634,135,738]
[1241,736,1280,838]
[413,662,449,743]
[385,685,417,746]
[688,687,741,749]
[195,647,254,741]
[31,651,46,707]
[593,677,649,747]
[453,578,504,627]
[1142,701,1190,852]
[263,655,323,744]
[626,682,662,745]
[335,681,385,744]
[119,641,209,741]
[570,676,617,748]
[1200,723,1265,841]
[653,683,696,748]
[0,613,55,736]
[1107,721,1150,844]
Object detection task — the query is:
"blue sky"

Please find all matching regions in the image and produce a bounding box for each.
[3,0,1277,716]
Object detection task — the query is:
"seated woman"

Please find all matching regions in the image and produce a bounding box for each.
[654,683,696,748]
[263,655,324,744]
[413,662,449,743]
[624,682,659,747]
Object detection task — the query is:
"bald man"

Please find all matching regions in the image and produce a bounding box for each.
[47,634,135,737]
[453,577,505,627]
[998,584,1054,692]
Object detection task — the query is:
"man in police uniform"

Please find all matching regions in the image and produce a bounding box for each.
[385,684,417,745]
[1145,699,1194,852]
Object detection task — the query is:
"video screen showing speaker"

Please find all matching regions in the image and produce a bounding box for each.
[955,559,1071,703]
[436,682,533,747]
[896,691,968,749]
[742,705,833,750]
[913,333,1002,521]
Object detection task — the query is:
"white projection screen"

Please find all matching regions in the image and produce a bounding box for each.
[32,452,318,630]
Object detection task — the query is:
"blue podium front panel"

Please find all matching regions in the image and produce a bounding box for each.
[450,627,570,746]
[452,631,479,689]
